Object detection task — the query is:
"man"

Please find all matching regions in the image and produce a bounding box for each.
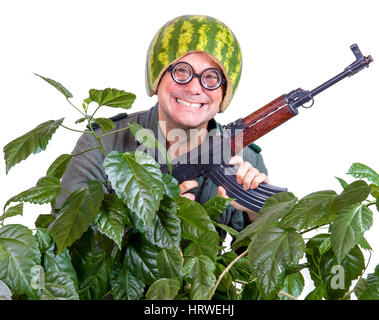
[56,15,269,237]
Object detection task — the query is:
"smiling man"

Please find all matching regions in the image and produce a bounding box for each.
[56,15,269,238]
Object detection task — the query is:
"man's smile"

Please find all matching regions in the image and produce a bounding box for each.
[175,97,206,109]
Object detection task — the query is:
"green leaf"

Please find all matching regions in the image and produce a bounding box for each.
[43,244,78,287]
[103,150,164,230]
[0,224,41,298]
[162,174,180,199]
[330,203,373,264]
[203,194,233,220]
[279,272,304,300]
[176,197,216,241]
[214,262,233,292]
[279,190,337,231]
[128,122,172,174]
[49,181,104,254]
[232,192,297,250]
[356,265,379,300]
[123,232,160,285]
[4,176,61,210]
[39,271,79,300]
[0,280,12,300]
[88,88,136,109]
[188,255,216,300]
[109,262,145,300]
[93,194,129,250]
[305,234,365,300]
[146,278,181,300]
[305,284,326,300]
[370,184,379,198]
[78,252,112,300]
[34,73,73,99]
[92,117,115,134]
[247,227,305,299]
[46,154,72,179]
[35,228,53,253]
[332,180,371,211]
[0,203,23,222]
[3,118,64,174]
[145,197,181,249]
[335,177,348,189]
[157,248,183,279]
[35,214,55,229]
[183,230,220,260]
[212,221,240,237]
[347,163,379,185]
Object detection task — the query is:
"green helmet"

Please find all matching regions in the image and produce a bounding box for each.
[145,15,242,112]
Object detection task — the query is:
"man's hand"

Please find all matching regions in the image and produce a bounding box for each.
[179,179,199,201]
[217,155,269,222]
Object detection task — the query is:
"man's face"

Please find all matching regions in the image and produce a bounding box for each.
[157,52,224,130]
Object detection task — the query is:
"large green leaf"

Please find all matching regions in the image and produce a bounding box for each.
[46,154,72,179]
[34,74,73,99]
[43,244,78,287]
[0,203,23,222]
[0,280,12,300]
[109,262,145,300]
[0,224,41,298]
[247,227,305,299]
[123,232,160,285]
[49,181,104,254]
[3,118,64,174]
[4,176,61,210]
[232,192,297,250]
[93,194,130,250]
[176,197,216,241]
[157,248,183,279]
[183,230,220,260]
[183,255,216,300]
[144,197,181,249]
[279,272,304,300]
[203,194,233,220]
[279,190,337,231]
[39,271,79,300]
[92,117,115,134]
[305,234,365,299]
[78,252,112,300]
[330,203,373,264]
[332,180,371,211]
[356,265,379,300]
[347,163,379,185]
[146,278,181,300]
[103,150,164,230]
[88,88,136,109]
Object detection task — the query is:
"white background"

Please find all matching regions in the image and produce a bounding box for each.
[1,0,378,299]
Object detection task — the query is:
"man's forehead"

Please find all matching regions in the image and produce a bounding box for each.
[177,52,223,71]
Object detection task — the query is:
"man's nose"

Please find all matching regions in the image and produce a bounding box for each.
[183,76,203,94]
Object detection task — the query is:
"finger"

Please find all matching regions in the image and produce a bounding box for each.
[217,186,228,198]
[180,193,196,201]
[250,173,269,189]
[242,167,260,190]
[228,155,244,167]
[235,161,253,184]
[179,180,199,195]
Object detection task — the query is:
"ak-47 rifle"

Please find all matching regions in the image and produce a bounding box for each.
[160,44,373,212]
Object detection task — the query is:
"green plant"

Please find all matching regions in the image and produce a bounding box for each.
[1,75,378,300]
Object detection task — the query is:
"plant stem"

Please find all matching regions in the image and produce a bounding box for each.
[209,249,248,299]
[300,224,328,235]
[60,124,90,134]
[66,98,86,117]
[278,290,297,300]
[99,126,130,138]
[72,147,101,157]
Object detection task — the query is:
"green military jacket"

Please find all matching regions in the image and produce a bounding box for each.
[56,103,268,239]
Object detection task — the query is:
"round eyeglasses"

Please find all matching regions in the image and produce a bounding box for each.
[167,62,226,90]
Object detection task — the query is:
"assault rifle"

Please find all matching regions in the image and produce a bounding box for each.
[160,44,373,212]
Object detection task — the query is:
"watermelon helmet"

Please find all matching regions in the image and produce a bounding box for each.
[145,15,242,113]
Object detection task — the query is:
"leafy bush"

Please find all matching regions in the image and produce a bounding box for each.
[1,76,378,300]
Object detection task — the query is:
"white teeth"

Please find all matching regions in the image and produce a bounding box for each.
[176,98,203,108]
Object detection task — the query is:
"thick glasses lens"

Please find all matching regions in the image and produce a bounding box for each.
[172,63,193,83]
[201,69,222,89]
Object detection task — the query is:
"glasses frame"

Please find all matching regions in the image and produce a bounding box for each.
[167,61,226,91]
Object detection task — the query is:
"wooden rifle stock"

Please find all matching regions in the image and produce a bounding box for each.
[230,95,297,155]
